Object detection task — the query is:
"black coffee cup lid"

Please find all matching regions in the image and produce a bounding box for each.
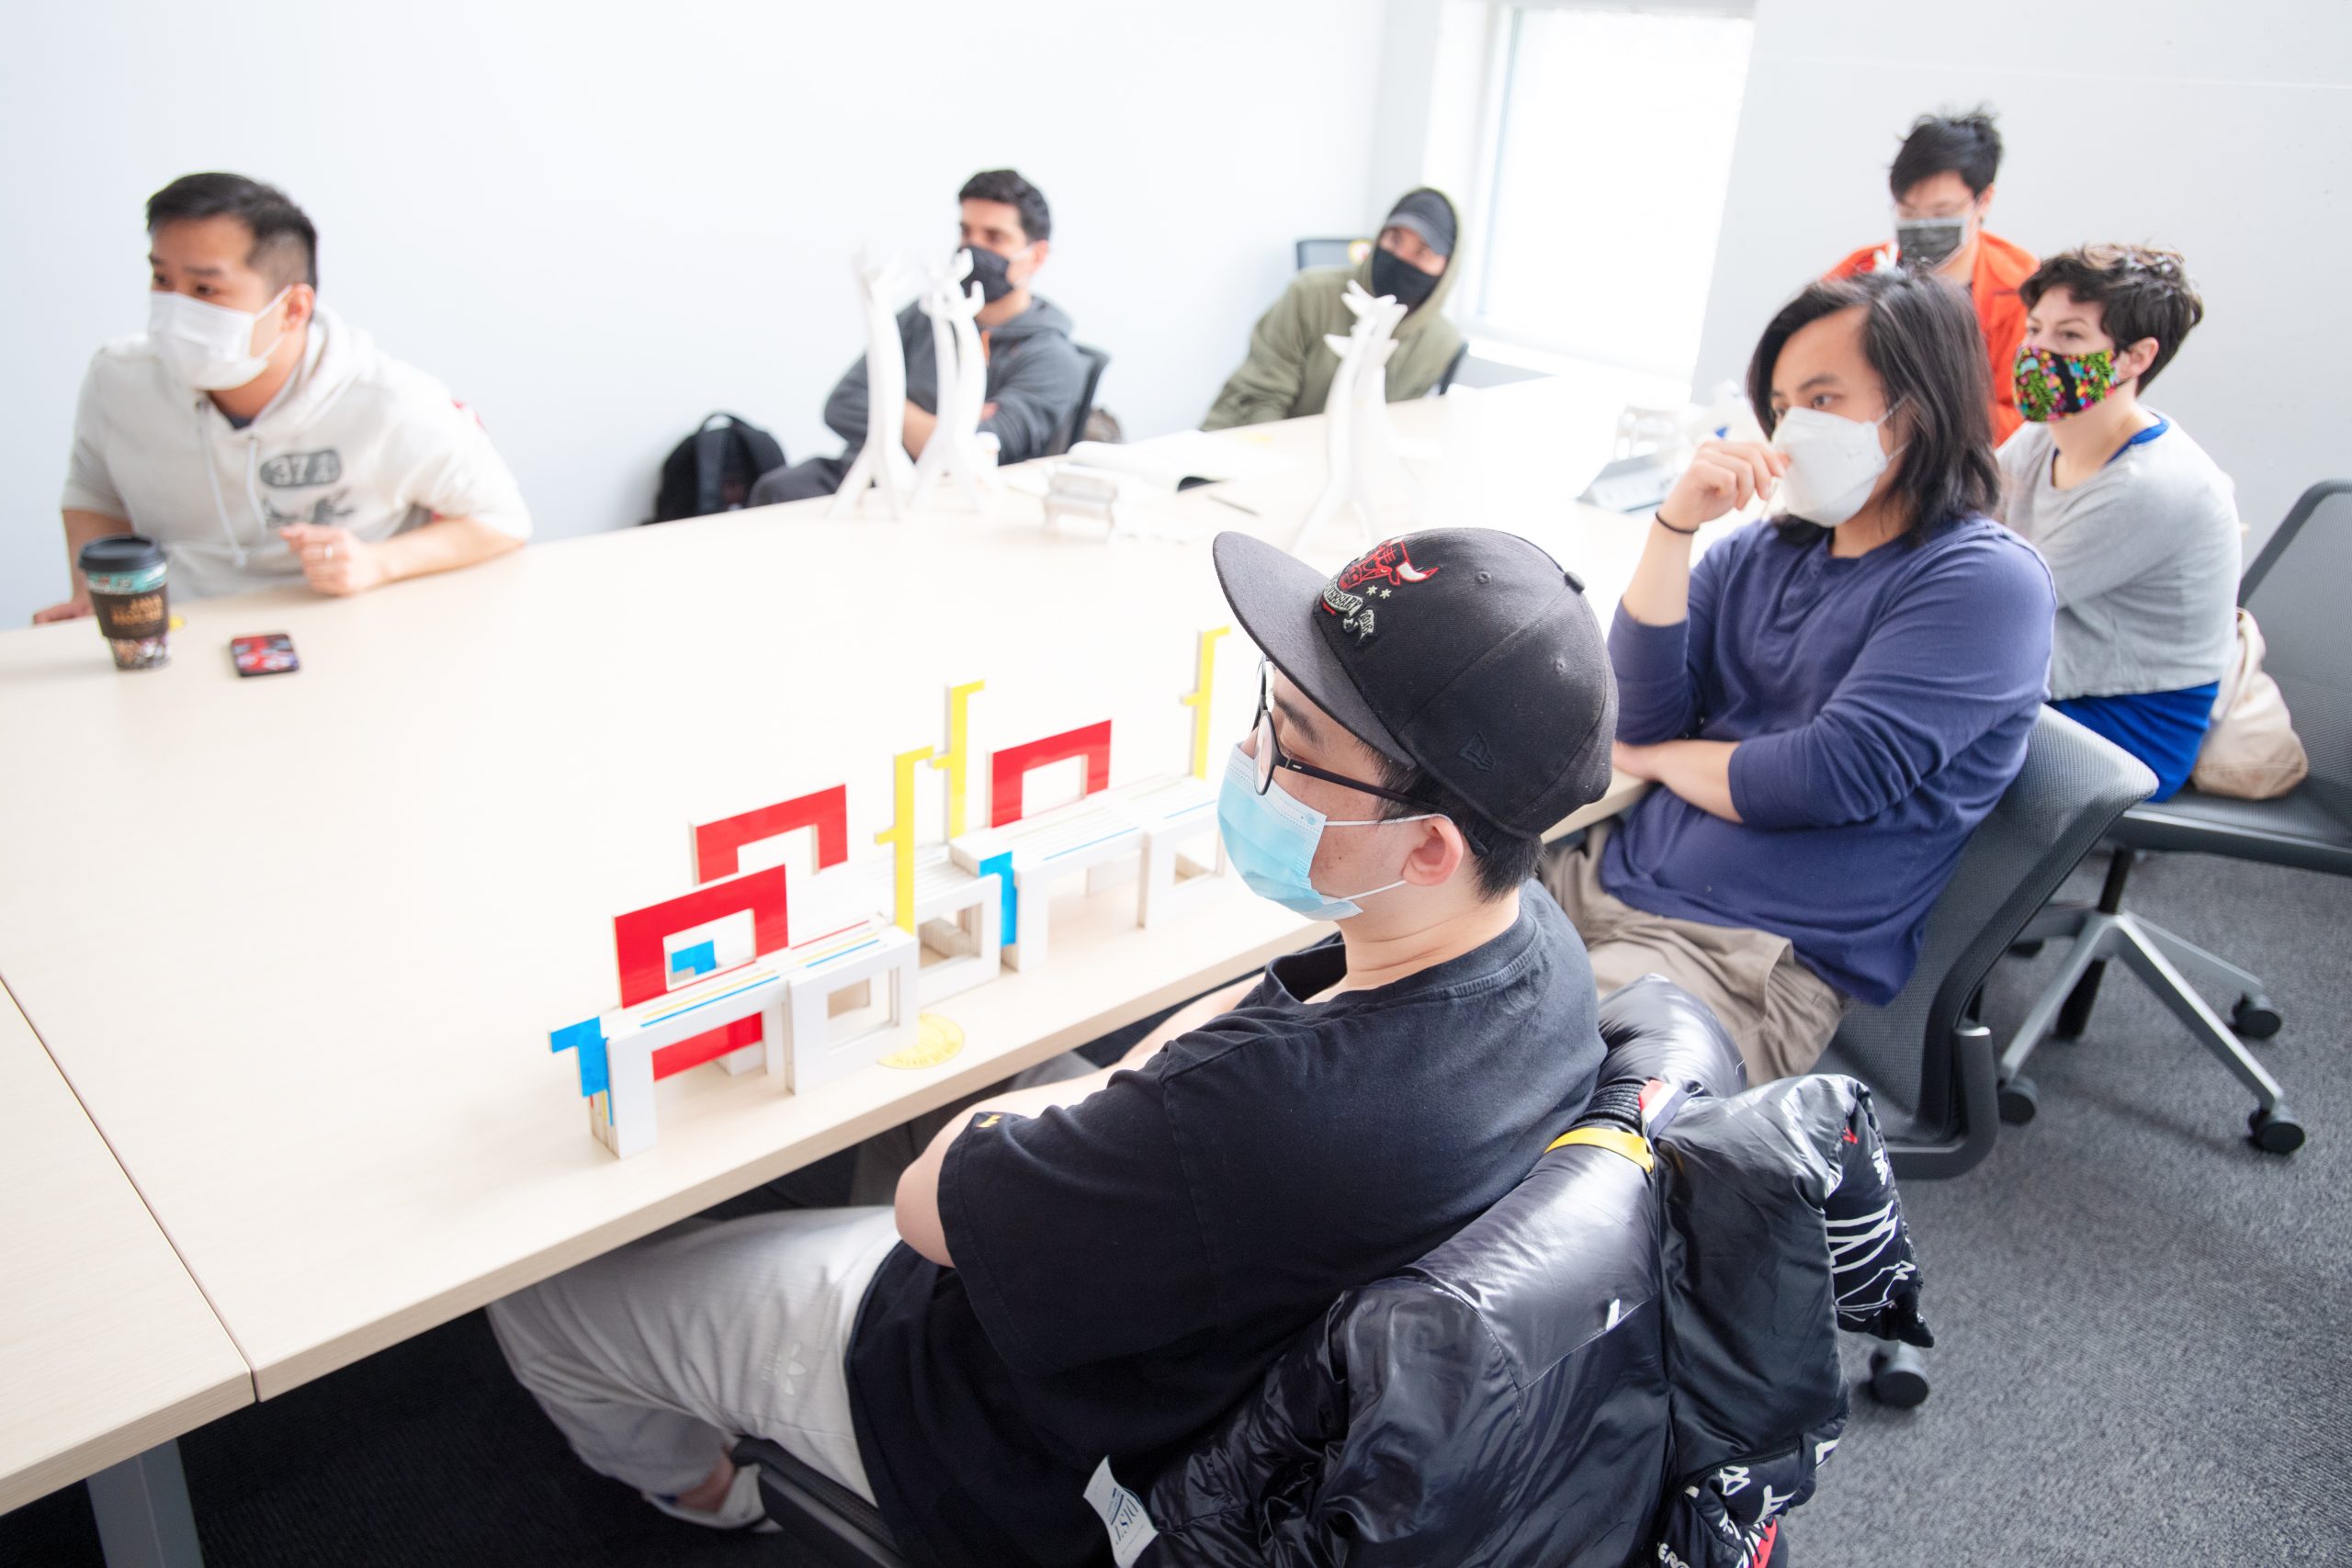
[80,535,166,574]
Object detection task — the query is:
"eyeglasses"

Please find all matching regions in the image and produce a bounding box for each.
[1249,662,1492,856]
[1248,660,1431,809]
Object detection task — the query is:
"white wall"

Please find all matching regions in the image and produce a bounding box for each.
[1369,0,1498,278]
[1691,0,2352,551]
[0,0,1389,626]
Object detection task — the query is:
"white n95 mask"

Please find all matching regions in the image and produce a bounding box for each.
[1770,406,1897,527]
[147,287,290,391]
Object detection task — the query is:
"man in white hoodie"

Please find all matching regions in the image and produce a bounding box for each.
[35,173,531,620]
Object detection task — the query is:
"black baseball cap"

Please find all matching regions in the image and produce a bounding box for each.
[1213,528,1617,841]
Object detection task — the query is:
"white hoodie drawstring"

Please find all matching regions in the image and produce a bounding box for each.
[242,435,268,541]
[193,404,274,569]
[196,398,249,569]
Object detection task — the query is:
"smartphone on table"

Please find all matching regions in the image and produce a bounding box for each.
[230,633,300,677]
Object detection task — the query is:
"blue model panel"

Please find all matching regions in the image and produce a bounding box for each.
[978,852,1017,946]
[550,1018,610,1100]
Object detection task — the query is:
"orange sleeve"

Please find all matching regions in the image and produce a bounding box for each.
[1826,243,1884,280]
[1974,234,2037,444]
[1982,293,2024,442]
[1987,380,2022,443]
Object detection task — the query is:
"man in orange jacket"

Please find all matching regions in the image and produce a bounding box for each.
[1828,109,2036,442]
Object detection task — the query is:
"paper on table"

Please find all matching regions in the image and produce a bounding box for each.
[1006,462,1174,502]
[1069,429,1297,488]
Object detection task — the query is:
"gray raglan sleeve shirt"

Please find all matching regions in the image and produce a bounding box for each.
[1995,420,2242,699]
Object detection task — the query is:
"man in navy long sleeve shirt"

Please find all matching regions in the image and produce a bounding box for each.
[1544,271,2053,1079]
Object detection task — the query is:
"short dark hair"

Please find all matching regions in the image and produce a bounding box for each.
[1374,752,1543,901]
[146,173,318,291]
[1889,109,2003,201]
[2018,243,2205,391]
[1747,270,2001,549]
[957,168,1051,243]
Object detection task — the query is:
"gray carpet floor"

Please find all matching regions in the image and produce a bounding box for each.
[1815,848,2352,1564]
[4,849,2345,1565]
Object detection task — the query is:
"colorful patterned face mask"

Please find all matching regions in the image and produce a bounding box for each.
[2013,345,2121,423]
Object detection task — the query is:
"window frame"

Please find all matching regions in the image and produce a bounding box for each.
[1456,0,1757,377]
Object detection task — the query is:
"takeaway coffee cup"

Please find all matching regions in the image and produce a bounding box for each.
[79,535,171,671]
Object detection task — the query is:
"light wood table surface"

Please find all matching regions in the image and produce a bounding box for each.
[0,378,1665,1441]
[0,980,250,1516]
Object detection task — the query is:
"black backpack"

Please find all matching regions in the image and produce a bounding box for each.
[647,412,786,524]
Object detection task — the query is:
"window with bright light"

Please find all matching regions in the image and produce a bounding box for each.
[1473,2,1753,380]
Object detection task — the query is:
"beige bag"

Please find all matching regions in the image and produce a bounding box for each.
[2190,609,2309,799]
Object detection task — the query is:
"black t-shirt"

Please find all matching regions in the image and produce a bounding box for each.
[844,884,1604,1568]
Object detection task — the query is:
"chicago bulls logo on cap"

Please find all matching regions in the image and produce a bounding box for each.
[1319,538,1440,643]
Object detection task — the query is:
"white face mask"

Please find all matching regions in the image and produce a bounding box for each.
[1770,405,1897,527]
[147,287,290,391]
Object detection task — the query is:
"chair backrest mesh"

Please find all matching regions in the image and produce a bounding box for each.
[1819,711,2154,1136]
[2243,480,2352,813]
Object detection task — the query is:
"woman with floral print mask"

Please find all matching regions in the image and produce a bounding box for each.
[1994,245,2242,801]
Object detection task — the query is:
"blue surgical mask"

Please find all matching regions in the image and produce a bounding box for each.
[1216,747,1435,921]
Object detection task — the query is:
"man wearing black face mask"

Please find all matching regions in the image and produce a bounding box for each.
[1203,188,1464,431]
[1826,109,2037,442]
[750,169,1085,506]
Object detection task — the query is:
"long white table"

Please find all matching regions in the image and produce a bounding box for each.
[0,979,250,1553]
[0,378,1664,1551]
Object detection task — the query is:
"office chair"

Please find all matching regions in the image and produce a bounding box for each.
[735,980,1832,1566]
[1293,236,1366,272]
[1043,344,1112,458]
[1433,341,1470,395]
[1996,479,2350,1156]
[1815,708,2155,1404]
[730,1438,899,1568]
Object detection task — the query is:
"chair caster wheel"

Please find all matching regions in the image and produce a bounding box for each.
[1869,1344,1929,1408]
[2231,995,2282,1040]
[1997,1074,2039,1125]
[2248,1107,2305,1155]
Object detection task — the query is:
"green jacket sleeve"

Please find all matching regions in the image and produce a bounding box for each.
[1202,279,1316,431]
[1383,315,1465,402]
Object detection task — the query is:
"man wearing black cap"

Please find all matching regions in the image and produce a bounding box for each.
[1203,187,1466,430]
[490,528,1619,1566]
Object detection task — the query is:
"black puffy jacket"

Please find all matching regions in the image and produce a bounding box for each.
[1131,977,1932,1567]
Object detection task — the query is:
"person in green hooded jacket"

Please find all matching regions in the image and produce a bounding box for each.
[1202,188,1465,431]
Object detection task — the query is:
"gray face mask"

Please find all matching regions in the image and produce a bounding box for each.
[1894,214,1969,272]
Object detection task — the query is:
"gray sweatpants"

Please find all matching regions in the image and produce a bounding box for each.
[488,1207,899,1506]
[488,1052,1094,1514]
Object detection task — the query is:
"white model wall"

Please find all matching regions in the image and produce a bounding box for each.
[1691,0,2352,550]
[0,0,1387,625]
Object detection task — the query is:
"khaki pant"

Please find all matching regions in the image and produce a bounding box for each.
[1541,828,1847,1083]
